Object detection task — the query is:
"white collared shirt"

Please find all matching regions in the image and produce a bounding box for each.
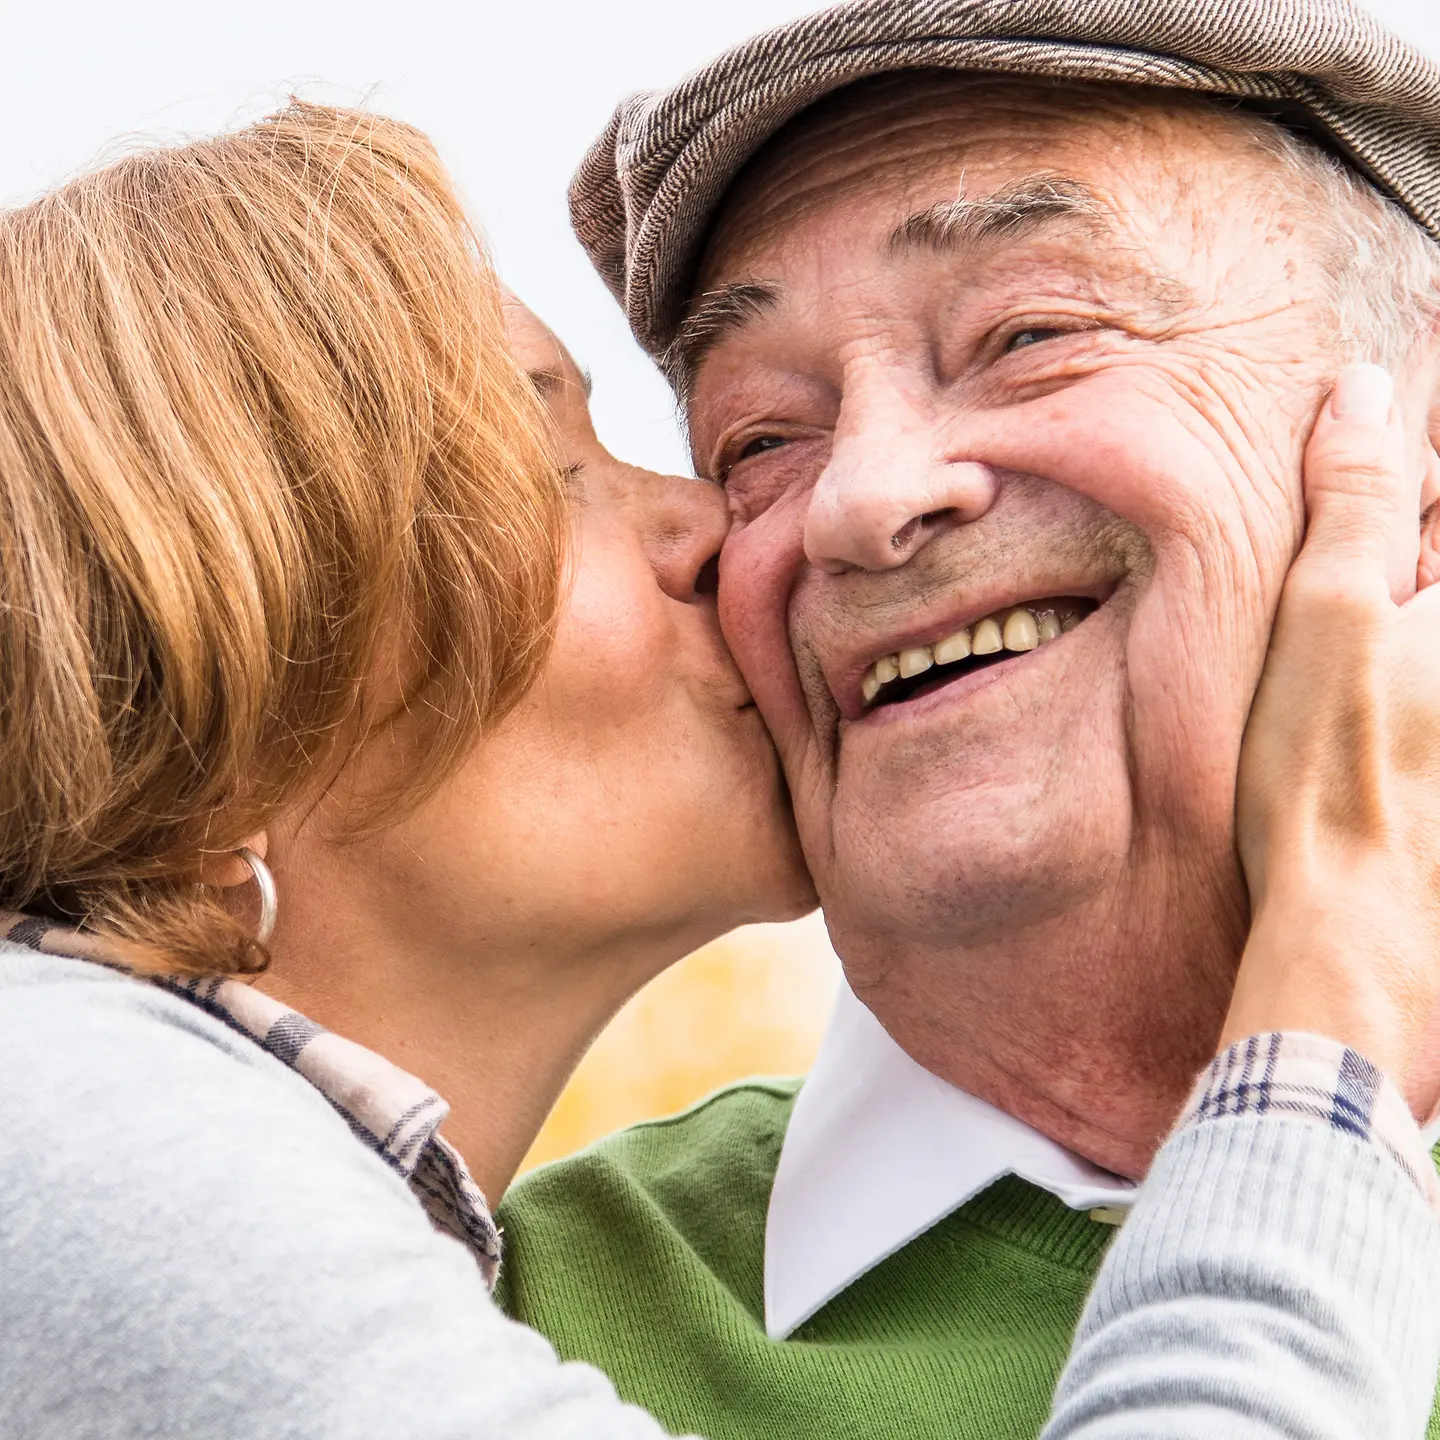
[764,982,1138,1339]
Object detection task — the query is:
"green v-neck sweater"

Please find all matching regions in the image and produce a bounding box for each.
[497,1078,1114,1440]
[498,1076,1440,1440]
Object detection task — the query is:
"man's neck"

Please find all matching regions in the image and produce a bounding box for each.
[840,884,1245,1180]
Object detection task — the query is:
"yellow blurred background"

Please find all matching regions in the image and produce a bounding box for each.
[520,913,840,1172]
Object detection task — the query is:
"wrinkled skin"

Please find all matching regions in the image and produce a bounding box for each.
[1227,365,1440,1118]
[687,75,1440,1176]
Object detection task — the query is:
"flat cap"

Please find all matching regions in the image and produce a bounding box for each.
[571,0,1440,360]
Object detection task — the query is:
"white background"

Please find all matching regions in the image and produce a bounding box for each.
[2,2,1436,1063]
[2,0,1435,479]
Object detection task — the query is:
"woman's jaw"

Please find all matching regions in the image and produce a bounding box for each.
[495,295,816,948]
[252,298,814,1201]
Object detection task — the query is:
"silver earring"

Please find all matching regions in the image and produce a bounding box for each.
[235,846,278,945]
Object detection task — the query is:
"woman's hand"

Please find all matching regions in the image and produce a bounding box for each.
[1227,364,1440,1121]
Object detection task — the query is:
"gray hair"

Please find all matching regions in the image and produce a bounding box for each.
[671,79,1440,392]
[1248,119,1440,366]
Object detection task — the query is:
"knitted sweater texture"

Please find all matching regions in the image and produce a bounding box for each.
[497,1078,1440,1440]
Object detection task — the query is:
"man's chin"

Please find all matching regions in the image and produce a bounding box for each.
[816,790,1129,951]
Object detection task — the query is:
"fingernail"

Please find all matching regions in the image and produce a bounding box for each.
[1330,363,1395,424]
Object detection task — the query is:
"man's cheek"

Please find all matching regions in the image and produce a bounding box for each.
[717,521,814,741]
[985,371,1264,544]
[1122,555,1267,831]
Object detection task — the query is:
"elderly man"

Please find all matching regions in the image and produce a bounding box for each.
[497,2,1440,1436]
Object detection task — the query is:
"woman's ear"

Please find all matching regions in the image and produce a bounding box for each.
[197,833,269,889]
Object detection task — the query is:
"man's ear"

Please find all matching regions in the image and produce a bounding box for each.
[1421,400,1440,591]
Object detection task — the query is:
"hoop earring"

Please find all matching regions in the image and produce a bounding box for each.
[235,846,278,946]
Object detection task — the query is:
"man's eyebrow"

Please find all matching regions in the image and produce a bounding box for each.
[890,174,1105,254]
[670,176,1165,394]
[663,281,781,398]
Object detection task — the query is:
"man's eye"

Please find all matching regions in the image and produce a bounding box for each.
[737,435,789,461]
[715,433,796,488]
[1004,327,1067,353]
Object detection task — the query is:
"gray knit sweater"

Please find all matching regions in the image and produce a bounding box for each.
[1,940,1436,1439]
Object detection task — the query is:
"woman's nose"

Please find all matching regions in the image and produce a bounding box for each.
[639,470,731,603]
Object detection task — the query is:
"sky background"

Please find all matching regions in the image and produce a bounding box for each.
[3,0,1436,481]
[3,0,1437,1158]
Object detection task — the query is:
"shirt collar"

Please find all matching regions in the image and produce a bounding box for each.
[765,982,1137,1340]
[0,911,502,1286]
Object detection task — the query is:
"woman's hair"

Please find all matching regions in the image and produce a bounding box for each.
[0,103,566,975]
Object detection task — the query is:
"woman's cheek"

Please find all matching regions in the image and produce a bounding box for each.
[549,532,667,725]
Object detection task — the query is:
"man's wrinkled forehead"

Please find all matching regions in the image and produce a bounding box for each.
[675,75,1259,385]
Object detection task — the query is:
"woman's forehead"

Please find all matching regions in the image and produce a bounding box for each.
[502,294,585,388]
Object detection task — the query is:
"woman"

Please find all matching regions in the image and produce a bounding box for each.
[0,101,1434,1438]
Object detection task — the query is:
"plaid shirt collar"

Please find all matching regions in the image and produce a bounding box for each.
[0,912,502,1288]
[1181,1029,1440,1216]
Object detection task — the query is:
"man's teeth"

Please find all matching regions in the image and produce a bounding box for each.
[1002,610,1038,651]
[861,603,1084,709]
[972,617,1003,654]
[898,647,933,679]
[932,630,972,666]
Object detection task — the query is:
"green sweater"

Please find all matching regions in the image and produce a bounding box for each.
[499,1076,1440,1440]
[499,1078,1120,1440]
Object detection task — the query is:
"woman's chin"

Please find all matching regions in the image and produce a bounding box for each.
[648,706,817,933]
[756,879,822,926]
[764,790,819,918]
[723,786,819,926]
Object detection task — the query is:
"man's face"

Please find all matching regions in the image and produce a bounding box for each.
[686,77,1344,1154]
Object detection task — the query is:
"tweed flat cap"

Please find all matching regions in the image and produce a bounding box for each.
[572,0,1440,359]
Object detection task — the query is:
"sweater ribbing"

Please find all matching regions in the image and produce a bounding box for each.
[497,1077,1440,1440]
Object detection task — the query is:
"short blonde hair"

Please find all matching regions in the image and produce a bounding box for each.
[0,103,566,975]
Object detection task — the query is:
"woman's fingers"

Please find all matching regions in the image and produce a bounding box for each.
[1236,369,1409,882]
[1228,367,1440,1118]
[1291,362,1417,603]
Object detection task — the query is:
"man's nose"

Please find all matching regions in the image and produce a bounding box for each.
[804,405,1000,575]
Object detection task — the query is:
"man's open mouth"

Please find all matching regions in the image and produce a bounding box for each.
[861,598,1098,711]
